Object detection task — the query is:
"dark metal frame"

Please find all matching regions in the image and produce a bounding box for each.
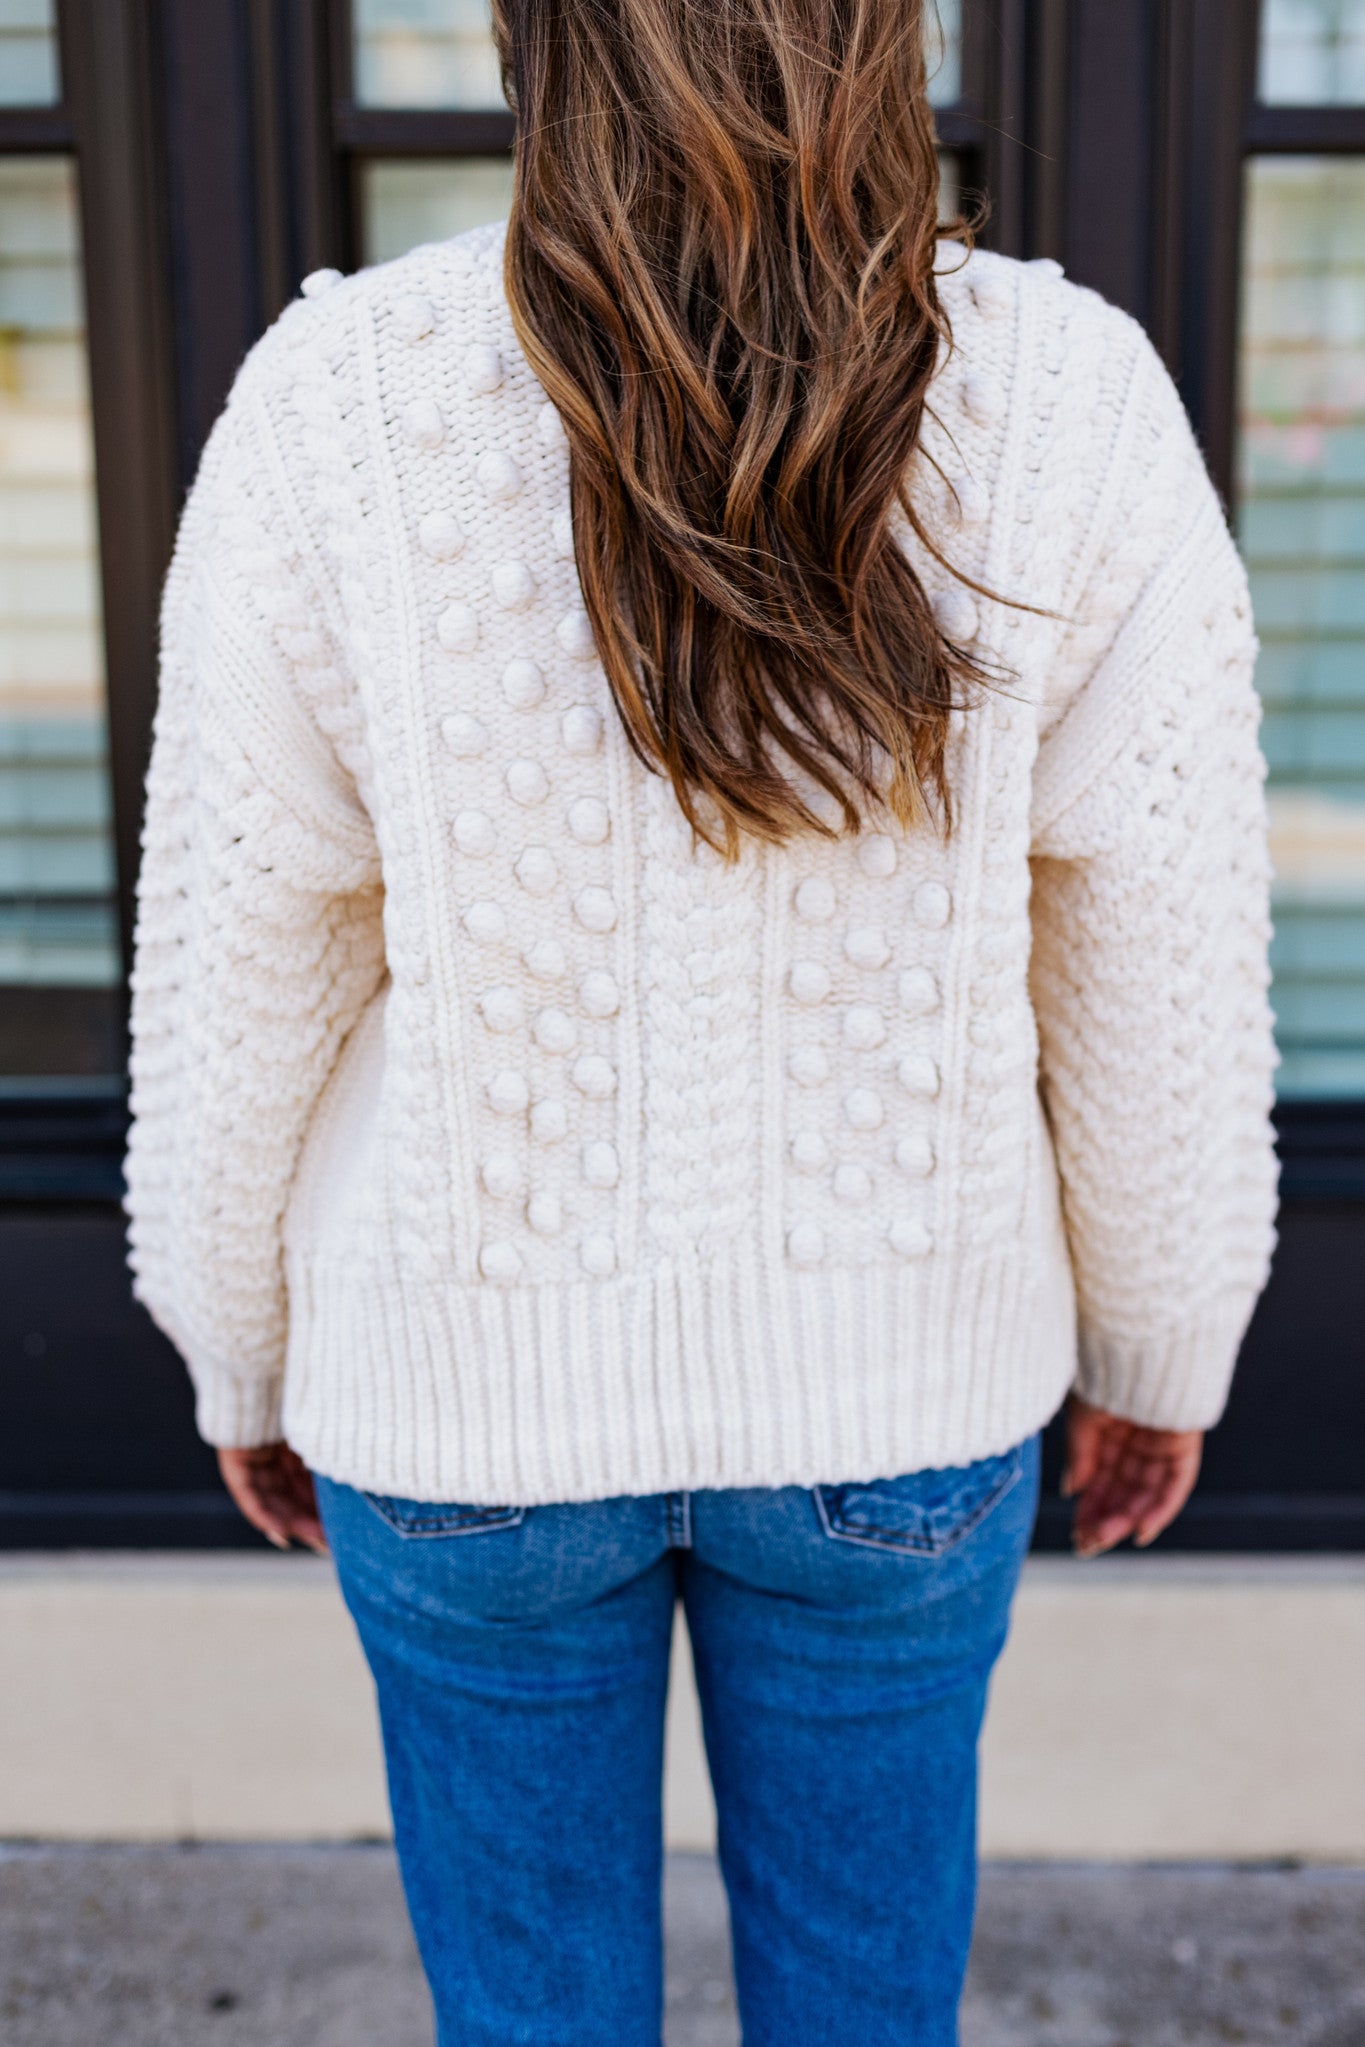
[1247,102,1365,150]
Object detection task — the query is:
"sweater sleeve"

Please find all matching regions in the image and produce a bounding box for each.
[1028,337,1280,1432]
[123,357,386,1448]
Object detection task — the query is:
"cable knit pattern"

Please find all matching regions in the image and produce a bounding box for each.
[123,227,1279,1502]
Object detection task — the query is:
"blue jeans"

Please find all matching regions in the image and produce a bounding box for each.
[316,1433,1040,2047]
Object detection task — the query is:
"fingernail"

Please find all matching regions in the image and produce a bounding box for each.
[266,1531,290,1551]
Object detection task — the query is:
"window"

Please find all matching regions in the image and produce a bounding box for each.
[1240,6,1365,1097]
[344,1,512,265]
[340,0,967,266]
[1259,0,1365,102]
[0,0,58,108]
[928,0,963,109]
[931,0,964,219]
[0,3,120,1079]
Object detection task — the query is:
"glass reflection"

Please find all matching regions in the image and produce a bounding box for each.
[352,0,963,112]
[1240,156,1365,1096]
[364,151,962,267]
[0,0,58,109]
[362,158,515,263]
[927,0,962,107]
[1260,0,1365,104]
[353,0,505,111]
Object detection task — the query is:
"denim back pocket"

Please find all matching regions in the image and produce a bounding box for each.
[814,1444,1024,1557]
[362,1493,527,1539]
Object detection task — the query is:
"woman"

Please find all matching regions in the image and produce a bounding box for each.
[124,0,1278,2039]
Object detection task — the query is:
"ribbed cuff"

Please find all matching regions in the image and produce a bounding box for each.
[1074,1300,1253,1432]
[193,1369,287,1448]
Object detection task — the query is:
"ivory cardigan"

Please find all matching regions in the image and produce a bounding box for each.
[123,223,1279,1503]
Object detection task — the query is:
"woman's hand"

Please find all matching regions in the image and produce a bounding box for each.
[1062,1396,1203,1557]
[217,1443,328,1554]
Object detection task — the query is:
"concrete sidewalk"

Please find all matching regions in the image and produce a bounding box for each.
[1,1847,1361,2046]
[6,1555,1365,1860]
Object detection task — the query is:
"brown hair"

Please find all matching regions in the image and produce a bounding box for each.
[492,0,981,854]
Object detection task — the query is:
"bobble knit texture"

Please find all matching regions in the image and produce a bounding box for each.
[124,226,1279,1502]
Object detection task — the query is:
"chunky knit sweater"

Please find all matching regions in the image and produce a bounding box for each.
[124,223,1279,1504]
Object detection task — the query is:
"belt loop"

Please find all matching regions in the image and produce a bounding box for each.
[666,1490,692,1548]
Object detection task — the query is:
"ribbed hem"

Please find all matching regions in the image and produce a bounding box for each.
[281,1237,1080,1505]
[194,1370,287,1448]
[1074,1300,1252,1433]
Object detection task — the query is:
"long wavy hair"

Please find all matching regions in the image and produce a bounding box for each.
[491,0,982,854]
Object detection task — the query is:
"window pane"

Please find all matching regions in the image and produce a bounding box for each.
[1239,157,1365,1097]
[0,158,119,1075]
[0,0,58,107]
[360,157,514,263]
[927,0,962,108]
[1259,0,1365,103]
[351,0,962,113]
[352,0,505,111]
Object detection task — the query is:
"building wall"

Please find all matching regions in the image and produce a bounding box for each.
[2,1552,1362,1859]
